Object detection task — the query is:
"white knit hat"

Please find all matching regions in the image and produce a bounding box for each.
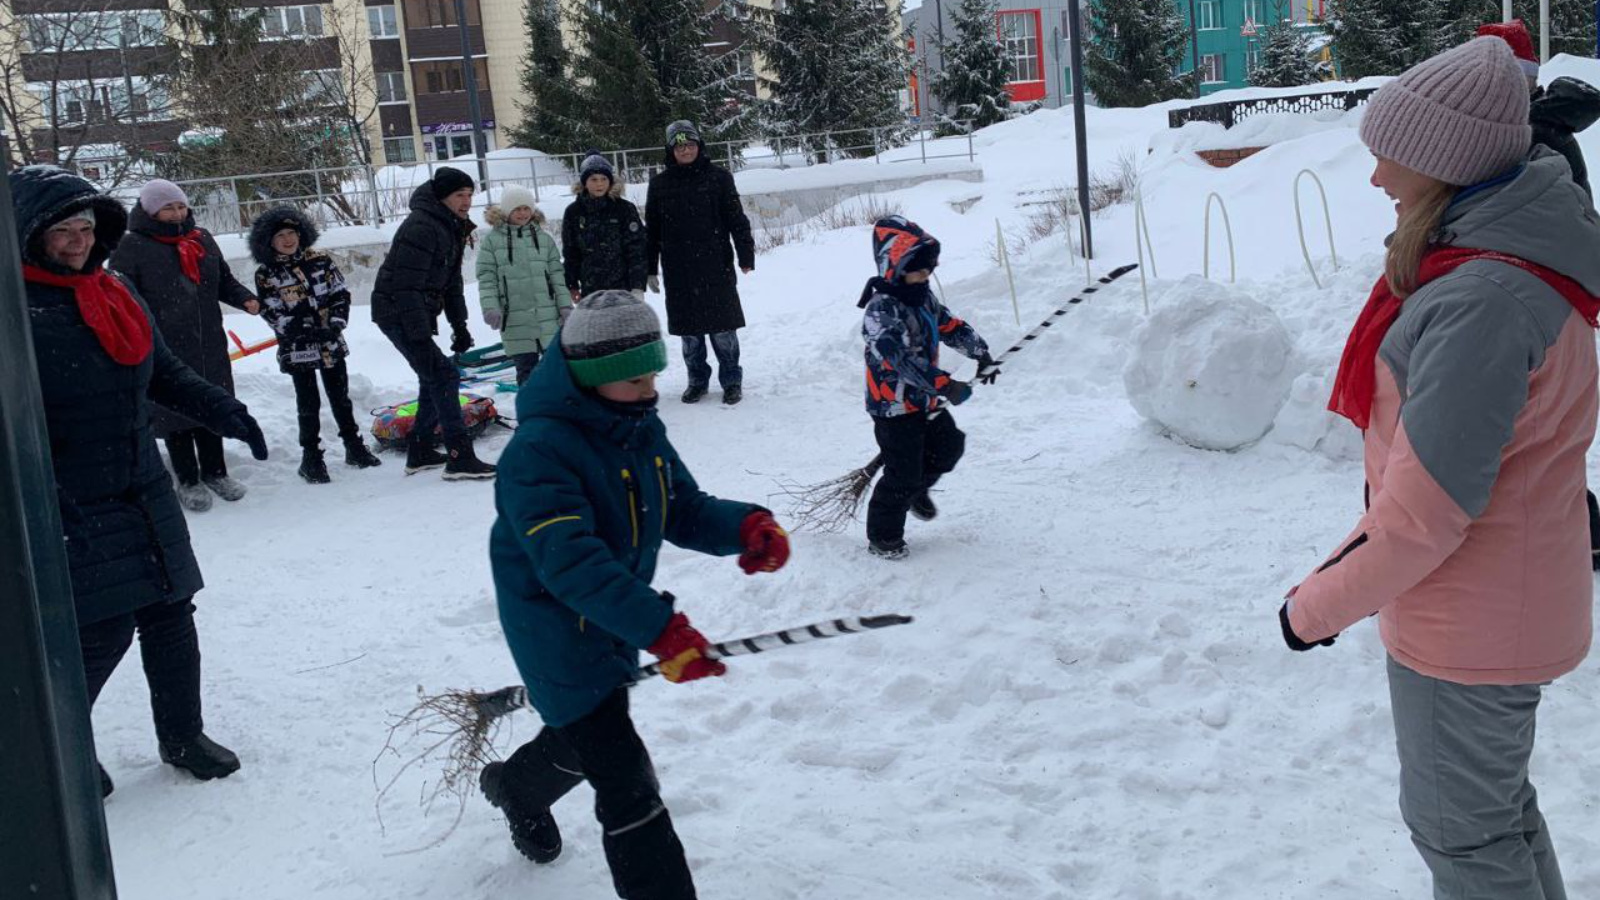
[499,184,536,214]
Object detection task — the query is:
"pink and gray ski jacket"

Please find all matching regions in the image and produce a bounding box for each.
[1289,152,1600,685]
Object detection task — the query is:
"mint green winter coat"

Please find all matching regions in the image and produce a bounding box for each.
[476,205,569,356]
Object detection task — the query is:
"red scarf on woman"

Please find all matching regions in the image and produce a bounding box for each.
[23,265,153,366]
[1328,247,1600,430]
[150,230,207,284]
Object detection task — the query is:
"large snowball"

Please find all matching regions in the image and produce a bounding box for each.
[1123,278,1296,451]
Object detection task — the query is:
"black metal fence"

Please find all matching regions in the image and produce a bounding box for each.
[1167,86,1380,130]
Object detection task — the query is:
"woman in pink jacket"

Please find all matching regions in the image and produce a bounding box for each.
[1283,37,1599,900]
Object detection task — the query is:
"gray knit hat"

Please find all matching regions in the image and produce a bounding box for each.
[1359,36,1532,187]
[561,290,668,387]
[138,179,189,215]
[665,120,701,148]
[579,152,615,184]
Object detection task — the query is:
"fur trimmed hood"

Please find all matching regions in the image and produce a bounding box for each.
[249,206,320,265]
[485,204,548,228]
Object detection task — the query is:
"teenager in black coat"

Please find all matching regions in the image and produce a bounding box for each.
[11,166,270,795]
[111,179,259,512]
[645,120,756,405]
[562,152,648,297]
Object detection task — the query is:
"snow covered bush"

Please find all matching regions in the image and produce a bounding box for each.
[1123,277,1297,450]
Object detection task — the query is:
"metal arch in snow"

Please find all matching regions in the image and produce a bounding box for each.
[1133,190,1158,314]
[1293,169,1340,289]
[1202,191,1236,284]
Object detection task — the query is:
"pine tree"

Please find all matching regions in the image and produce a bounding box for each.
[930,0,1014,133]
[1461,0,1597,58]
[1250,20,1327,86]
[510,0,591,153]
[752,0,910,156]
[1084,0,1198,108]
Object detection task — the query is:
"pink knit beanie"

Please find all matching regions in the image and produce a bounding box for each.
[1359,36,1532,187]
[138,179,190,215]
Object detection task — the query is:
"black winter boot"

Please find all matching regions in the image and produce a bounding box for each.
[481,761,563,864]
[404,440,449,475]
[909,493,938,521]
[867,538,909,560]
[681,384,708,404]
[722,384,743,405]
[344,439,383,469]
[159,733,241,781]
[443,436,496,481]
[298,448,331,484]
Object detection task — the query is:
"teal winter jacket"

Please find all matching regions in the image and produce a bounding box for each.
[490,342,758,726]
[476,205,569,357]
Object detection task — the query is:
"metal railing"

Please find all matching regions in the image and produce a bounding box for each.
[1167,86,1379,130]
[174,121,977,237]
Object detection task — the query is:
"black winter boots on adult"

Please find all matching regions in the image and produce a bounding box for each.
[443,435,496,481]
[481,761,564,864]
[404,439,449,475]
[298,448,331,484]
[344,439,382,469]
[722,384,743,405]
[680,384,708,404]
[159,733,241,780]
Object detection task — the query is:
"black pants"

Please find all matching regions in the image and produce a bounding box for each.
[79,599,203,745]
[1587,490,1600,553]
[498,690,695,900]
[378,322,464,444]
[165,427,226,484]
[681,331,741,390]
[291,359,361,450]
[866,411,965,544]
[512,350,541,386]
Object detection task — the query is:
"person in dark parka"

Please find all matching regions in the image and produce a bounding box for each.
[370,166,495,480]
[111,179,259,513]
[645,120,756,405]
[562,152,648,298]
[249,206,383,482]
[11,166,270,796]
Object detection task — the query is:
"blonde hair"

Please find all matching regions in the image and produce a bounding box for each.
[1384,179,1458,297]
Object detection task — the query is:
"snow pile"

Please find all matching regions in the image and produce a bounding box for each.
[1149,108,1362,155]
[1124,277,1296,450]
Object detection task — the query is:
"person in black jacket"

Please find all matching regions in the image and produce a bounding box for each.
[11,166,270,796]
[370,166,495,480]
[112,179,260,512]
[250,206,383,483]
[562,152,647,299]
[646,120,757,406]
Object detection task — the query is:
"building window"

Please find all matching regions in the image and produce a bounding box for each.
[383,136,418,163]
[403,0,480,29]
[414,60,489,94]
[1244,0,1266,24]
[368,5,400,38]
[302,69,345,106]
[261,5,324,39]
[24,11,165,51]
[29,78,170,125]
[1197,0,1221,30]
[1200,53,1225,84]
[376,71,408,103]
[997,10,1041,83]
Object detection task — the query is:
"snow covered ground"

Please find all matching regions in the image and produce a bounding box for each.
[94,68,1600,899]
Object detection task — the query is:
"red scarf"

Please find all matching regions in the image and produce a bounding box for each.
[1329,247,1600,430]
[24,265,153,366]
[150,230,207,284]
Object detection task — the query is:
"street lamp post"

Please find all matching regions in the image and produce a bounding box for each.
[452,0,489,186]
[1065,0,1093,259]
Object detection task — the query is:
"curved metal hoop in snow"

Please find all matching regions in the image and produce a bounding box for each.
[1202,192,1236,284]
[1293,169,1340,289]
[1133,190,1158,314]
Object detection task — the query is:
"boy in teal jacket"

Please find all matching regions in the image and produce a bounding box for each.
[481,290,790,899]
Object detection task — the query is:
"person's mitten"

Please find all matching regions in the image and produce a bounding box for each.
[216,408,269,461]
[483,308,503,330]
[451,326,474,355]
[737,511,790,575]
[937,379,973,406]
[1279,603,1336,651]
[648,612,725,683]
[975,353,1002,386]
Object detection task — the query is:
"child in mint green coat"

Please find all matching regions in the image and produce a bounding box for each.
[477,185,568,384]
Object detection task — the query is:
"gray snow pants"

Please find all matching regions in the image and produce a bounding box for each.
[1387,655,1566,900]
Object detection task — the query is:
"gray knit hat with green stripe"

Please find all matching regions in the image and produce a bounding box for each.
[561,290,668,387]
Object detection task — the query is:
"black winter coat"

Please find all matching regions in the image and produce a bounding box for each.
[12,167,246,625]
[1531,77,1600,198]
[250,207,352,373]
[561,187,647,294]
[111,205,255,437]
[371,182,476,342]
[646,146,756,336]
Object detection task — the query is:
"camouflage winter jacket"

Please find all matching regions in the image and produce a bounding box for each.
[860,277,988,418]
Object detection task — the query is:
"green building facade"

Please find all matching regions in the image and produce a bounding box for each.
[1178,0,1328,93]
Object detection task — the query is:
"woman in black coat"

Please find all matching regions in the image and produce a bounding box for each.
[11,166,269,796]
[111,179,259,512]
[645,120,757,405]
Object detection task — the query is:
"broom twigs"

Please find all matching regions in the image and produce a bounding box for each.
[374,614,914,824]
[786,264,1140,533]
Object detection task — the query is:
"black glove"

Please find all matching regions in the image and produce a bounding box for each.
[975,353,1001,386]
[216,408,269,461]
[450,326,473,355]
[937,379,973,406]
[1279,603,1335,651]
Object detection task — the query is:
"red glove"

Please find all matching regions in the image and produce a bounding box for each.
[738,511,790,575]
[647,613,725,684]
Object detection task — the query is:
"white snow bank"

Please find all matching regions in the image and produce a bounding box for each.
[1149,109,1361,155]
[1124,277,1296,450]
